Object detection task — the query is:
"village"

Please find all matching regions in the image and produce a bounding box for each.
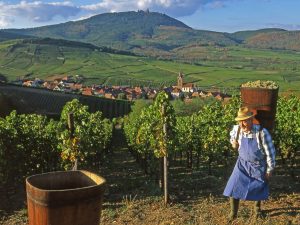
[11,72,231,101]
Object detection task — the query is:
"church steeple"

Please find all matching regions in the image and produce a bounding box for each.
[177,72,183,88]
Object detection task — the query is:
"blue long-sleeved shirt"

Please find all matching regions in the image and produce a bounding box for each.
[230,124,276,173]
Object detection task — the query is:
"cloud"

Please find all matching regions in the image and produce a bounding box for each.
[0,1,81,28]
[0,16,13,28]
[80,0,131,13]
[80,0,230,18]
[204,1,226,9]
[12,1,80,22]
[0,0,231,28]
[136,0,201,17]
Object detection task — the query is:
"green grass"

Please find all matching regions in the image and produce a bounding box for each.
[1,40,300,94]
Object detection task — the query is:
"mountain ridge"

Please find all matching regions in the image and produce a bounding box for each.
[2,10,300,53]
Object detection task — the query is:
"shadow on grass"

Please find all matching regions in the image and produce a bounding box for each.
[1,133,299,224]
[101,153,229,205]
[0,182,27,220]
[264,207,300,217]
[165,159,235,203]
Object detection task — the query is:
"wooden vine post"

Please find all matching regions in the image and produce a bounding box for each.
[161,103,169,205]
[68,112,77,170]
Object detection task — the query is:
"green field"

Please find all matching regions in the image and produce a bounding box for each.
[1,40,300,94]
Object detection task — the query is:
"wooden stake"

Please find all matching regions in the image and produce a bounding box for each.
[162,104,169,205]
[68,112,74,139]
[68,112,77,170]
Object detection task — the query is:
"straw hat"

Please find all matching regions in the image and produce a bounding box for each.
[235,107,254,121]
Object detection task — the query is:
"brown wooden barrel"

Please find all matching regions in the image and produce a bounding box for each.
[26,170,106,225]
[240,87,279,132]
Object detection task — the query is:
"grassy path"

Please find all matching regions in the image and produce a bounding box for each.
[0,134,299,224]
[99,140,300,225]
[99,147,154,202]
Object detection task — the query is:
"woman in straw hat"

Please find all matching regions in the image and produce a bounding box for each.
[223,107,276,221]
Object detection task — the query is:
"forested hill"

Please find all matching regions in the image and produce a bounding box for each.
[245,31,300,50]
[2,10,300,53]
[228,28,286,43]
[0,30,33,42]
[3,11,237,52]
[4,11,192,49]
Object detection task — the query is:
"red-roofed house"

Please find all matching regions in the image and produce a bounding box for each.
[82,87,93,96]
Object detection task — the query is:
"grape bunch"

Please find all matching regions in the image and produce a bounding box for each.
[241,80,279,89]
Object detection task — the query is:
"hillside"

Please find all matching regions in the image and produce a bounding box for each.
[2,11,300,93]
[5,11,190,50]
[0,38,181,86]
[0,31,32,42]
[1,38,300,93]
[245,31,300,50]
[228,28,286,43]
[4,11,300,54]
[4,11,238,53]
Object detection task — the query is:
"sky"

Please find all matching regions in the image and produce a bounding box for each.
[1,0,300,33]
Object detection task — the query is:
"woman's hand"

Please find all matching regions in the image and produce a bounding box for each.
[265,172,272,181]
[232,140,239,150]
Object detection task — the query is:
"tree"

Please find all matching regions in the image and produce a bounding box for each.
[117,93,126,100]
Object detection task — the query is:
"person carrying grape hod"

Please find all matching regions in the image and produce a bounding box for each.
[223,107,276,221]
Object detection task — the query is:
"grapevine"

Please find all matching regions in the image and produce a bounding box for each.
[241,80,279,89]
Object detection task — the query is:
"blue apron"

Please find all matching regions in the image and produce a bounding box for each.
[223,134,269,200]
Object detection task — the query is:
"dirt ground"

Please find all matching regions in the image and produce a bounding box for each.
[0,146,299,225]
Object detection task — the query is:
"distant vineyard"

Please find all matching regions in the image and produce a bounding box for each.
[103,77,173,88]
